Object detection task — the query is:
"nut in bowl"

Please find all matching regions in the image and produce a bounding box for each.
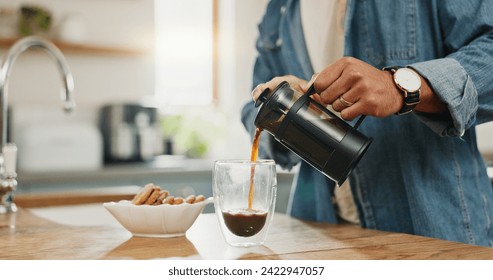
[103,183,213,238]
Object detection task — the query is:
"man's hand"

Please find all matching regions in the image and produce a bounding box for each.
[310,57,403,120]
[251,75,310,102]
[252,57,446,120]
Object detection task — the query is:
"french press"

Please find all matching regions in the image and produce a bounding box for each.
[254,81,372,185]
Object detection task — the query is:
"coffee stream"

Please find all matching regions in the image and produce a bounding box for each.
[248,127,262,210]
[222,127,268,237]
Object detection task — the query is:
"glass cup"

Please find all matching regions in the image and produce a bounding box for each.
[213,159,277,247]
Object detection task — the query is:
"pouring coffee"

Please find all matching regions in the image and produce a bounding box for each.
[254,81,372,185]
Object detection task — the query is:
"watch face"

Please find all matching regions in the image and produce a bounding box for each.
[394,68,421,92]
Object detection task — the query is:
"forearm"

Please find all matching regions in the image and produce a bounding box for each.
[413,74,447,114]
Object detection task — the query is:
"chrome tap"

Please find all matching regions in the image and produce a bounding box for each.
[0,36,75,213]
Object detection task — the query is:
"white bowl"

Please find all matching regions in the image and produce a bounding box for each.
[103,197,213,238]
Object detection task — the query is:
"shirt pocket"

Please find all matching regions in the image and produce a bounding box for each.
[358,0,417,66]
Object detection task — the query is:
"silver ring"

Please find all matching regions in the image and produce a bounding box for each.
[339,96,354,107]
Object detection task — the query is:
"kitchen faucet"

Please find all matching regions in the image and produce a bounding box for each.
[0,36,75,214]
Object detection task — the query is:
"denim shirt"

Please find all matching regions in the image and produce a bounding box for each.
[241,0,493,246]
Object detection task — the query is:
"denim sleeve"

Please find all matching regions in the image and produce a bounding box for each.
[410,58,476,137]
[409,0,493,137]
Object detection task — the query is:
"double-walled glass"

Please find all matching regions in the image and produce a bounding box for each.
[213,160,277,247]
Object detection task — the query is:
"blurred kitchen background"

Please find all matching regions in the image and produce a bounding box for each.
[0,0,295,211]
[0,0,491,211]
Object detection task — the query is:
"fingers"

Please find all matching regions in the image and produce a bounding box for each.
[318,74,353,105]
[251,83,268,101]
[331,86,364,121]
[313,59,347,96]
[315,58,369,106]
[340,102,365,121]
[338,96,354,107]
[313,57,401,119]
[331,86,359,112]
[251,75,309,101]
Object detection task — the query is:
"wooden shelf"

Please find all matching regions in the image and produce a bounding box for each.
[0,37,149,56]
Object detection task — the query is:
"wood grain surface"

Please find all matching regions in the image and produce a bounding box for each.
[1,206,492,260]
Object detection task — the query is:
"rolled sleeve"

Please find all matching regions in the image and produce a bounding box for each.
[410,58,477,137]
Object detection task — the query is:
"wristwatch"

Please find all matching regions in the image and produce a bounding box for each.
[383,66,421,115]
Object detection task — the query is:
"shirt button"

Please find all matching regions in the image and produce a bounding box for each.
[280,6,286,14]
[275,38,283,47]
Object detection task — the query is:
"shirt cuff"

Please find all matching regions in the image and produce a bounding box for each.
[409,58,477,137]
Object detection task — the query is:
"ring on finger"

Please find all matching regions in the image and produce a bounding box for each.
[339,96,354,107]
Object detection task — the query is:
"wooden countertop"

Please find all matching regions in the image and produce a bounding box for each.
[1,206,492,260]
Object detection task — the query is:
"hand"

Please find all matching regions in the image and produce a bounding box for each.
[251,58,403,120]
[252,57,446,120]
[251,75,310,102]
[310,57,403,120]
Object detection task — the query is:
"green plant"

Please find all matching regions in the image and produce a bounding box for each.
[19,5,52,36]
[161,114,210,158]
[160,110,226,158]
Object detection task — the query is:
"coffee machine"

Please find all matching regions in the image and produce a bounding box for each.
[100,103,164,162]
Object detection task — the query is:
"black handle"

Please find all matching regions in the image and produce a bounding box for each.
[255,87,271,107]
[353,115,366,129]
[306,83,317,96]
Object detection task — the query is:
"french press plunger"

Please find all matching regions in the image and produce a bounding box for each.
[254,81,372,185]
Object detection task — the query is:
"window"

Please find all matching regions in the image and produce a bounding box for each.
[154,0,213,107]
